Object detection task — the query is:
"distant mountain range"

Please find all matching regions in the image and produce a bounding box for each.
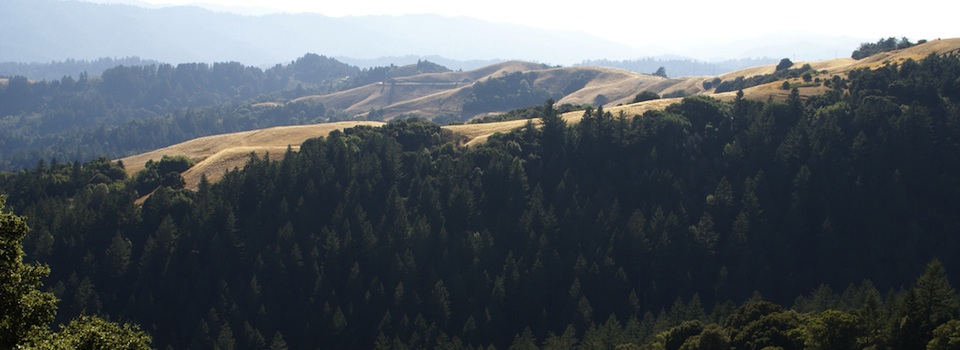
[1,0,873,70]
[0,0,645,66]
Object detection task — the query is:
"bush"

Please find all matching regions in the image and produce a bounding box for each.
[633,91,661,103]
[776,58,794,72]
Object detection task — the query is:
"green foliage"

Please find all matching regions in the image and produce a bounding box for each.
[1,195,150,349]
[155,155,194,175]
[731,310,806,350]
[133,155,195,194]
[380,117,443,151]
[800,309,864,349]
[23,315,152,350]
[895,259,960,348]
[702,77,723,90]
[715,63,820,93]
[469,102,585,124]
[776,58,794,71]
[929,319,960,350]
[462,71,558,116]
[0,195,58,348]
[346,59,452,88]
[632,91,661,103]
[662,90,688,98]
[852,37,919,59]
[662,320,703,350]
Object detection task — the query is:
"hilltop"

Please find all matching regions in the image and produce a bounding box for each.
[269,38,960,121]
[287,61,701,120]
[118,38,960,191]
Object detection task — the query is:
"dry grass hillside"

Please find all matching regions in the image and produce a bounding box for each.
[121,38,960,192]
[710,38,960,102]
[293,61,548,119]
[121,121,383,190]
[289,60,699,121]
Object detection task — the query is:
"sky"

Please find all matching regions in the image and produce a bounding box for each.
[117,0,959,56]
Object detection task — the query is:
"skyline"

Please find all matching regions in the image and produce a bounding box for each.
[119,0,959,56]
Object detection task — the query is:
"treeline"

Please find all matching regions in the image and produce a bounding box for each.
[2,52,960,349]
[349,60,451,87]
[467,103,589,125]
[462,71,558,116]
[0,56,160,81]
[852,37,925,60]
[0,99,343,171]
[0,53,355,120]
[711,60,823,93]
[541,259,958,349]
[0,54,449,171]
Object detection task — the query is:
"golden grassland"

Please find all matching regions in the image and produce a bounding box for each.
[120,38,960,192]
[121,122,384,190]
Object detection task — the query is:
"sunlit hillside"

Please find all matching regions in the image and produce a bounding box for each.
[120,38,960,191]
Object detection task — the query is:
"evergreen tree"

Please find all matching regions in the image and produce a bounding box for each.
[0,195,58,348]
[1,195,151,349]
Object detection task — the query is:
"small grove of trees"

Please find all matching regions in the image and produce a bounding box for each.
[133,155,195,195]
[653,66,668,78]
[776,58,793,72]
[714,63,819,93]
[461,71,557,117]
[852,37,925,59]
[468,101,588,124]
[0,195,152,349]
[632,91,661,103]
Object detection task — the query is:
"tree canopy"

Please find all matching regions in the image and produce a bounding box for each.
[0,195,151,349]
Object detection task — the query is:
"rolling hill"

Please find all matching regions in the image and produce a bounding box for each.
[291,61,699,120]
[120,38,960,191]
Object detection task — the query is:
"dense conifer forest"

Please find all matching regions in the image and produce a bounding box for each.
[2,52,960,349]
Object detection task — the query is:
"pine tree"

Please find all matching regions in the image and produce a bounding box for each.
[896,258,959,348]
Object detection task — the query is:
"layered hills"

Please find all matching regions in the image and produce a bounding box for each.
[120,38,960,190]
[0,0,643,65]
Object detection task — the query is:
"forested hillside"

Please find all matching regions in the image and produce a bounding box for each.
[0,52,686,171]
[0,54,449,170]
[0,57,161,81]
[2,52,960,348]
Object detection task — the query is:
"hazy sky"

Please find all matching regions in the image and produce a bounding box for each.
[129,0,958,53]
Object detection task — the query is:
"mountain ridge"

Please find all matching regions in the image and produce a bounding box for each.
[119,38,960,190]
[0,0,645,65]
